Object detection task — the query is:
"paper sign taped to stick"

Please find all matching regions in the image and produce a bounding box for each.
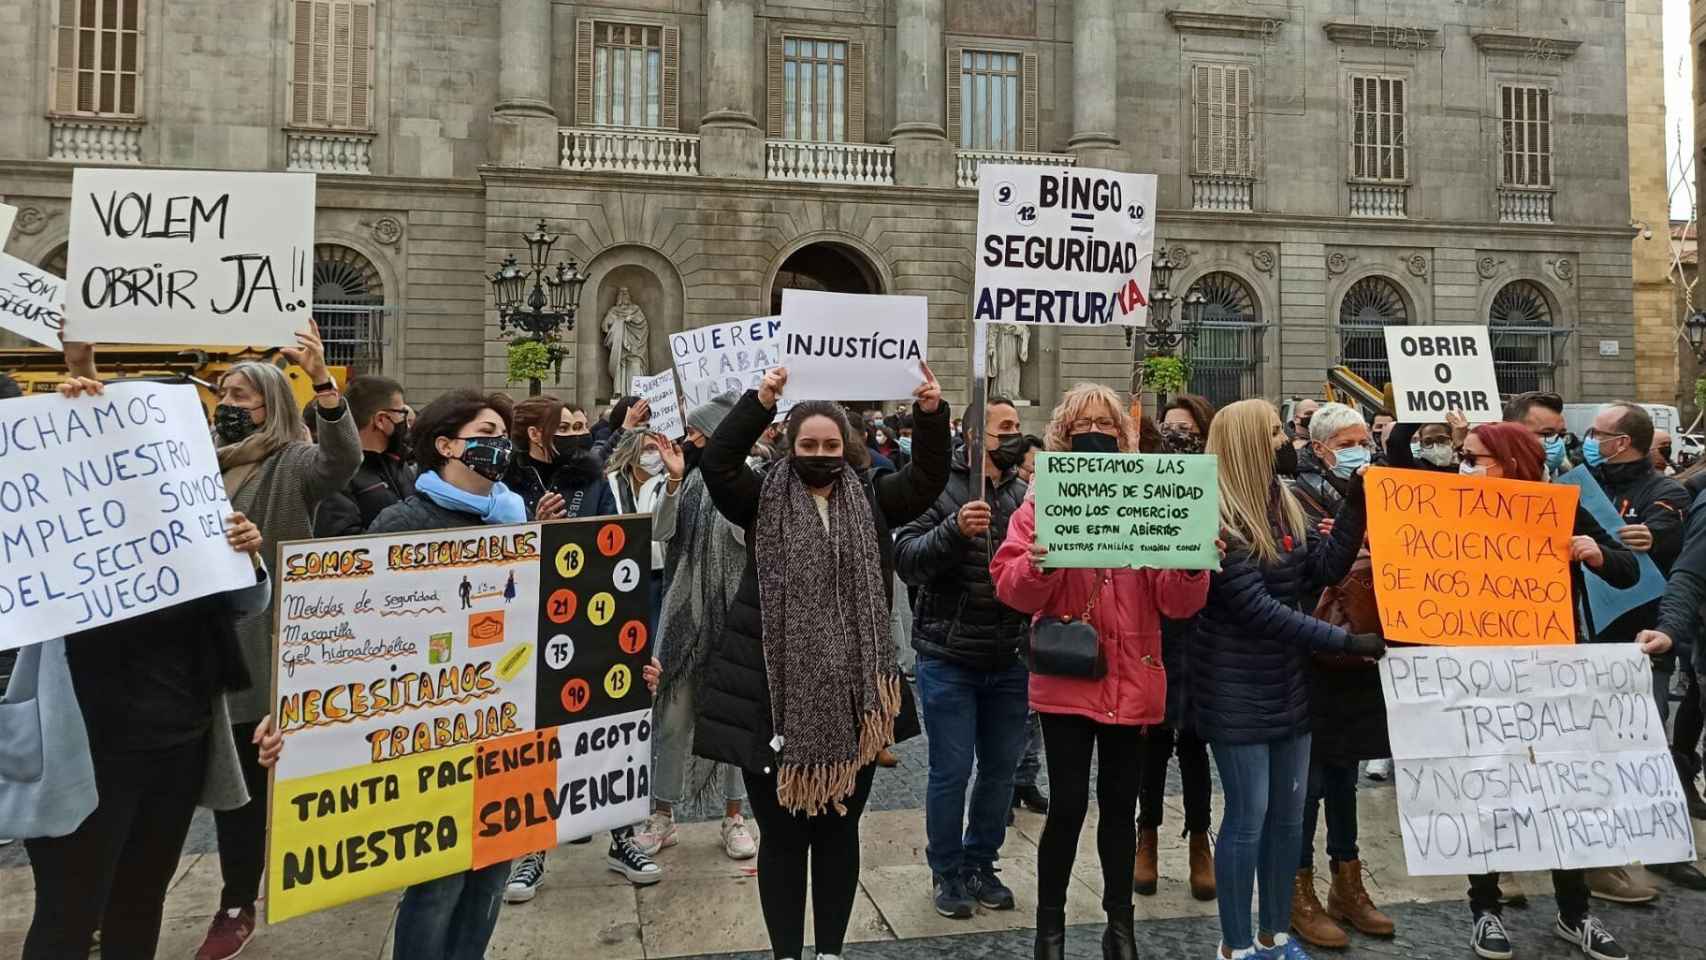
[780,290,927,401]
[267,517,654,922]
[631,369,684,440]
[1384,325,1501,423]
[972,164,1157,326]
[1555,466,1667,629]
[1032,452,1220,569]
[0,382,255,648]
[64,168,315,347]
[1365,466,1578,646]
[669,316,786,413]
[0,252,67,347]
[0,202,16,245]
[1381,645,1696,875]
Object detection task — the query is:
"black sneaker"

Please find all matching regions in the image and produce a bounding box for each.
[1471,912,1513,960]
[1555,914,1628,960]
[1014,784,1050,814]
[964,863,1016,911]
[504,851,546,903]
[1653,860,1706,890]
[932,871,975,918]
[607,833,663,886]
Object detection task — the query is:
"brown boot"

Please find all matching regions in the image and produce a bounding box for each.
[1187,831,1216,901]
[1133,827,1159,896]
[1290,869,1349,948]
[1326,859,1395,937]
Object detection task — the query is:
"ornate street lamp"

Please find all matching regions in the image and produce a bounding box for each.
[1685,311,1706,365]
[1128,245,1201,406]
[488,219,589,395]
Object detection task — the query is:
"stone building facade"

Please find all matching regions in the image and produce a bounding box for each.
[0,0,1643,417]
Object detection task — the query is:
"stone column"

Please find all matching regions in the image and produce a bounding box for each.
[891,0,953,187]
[490,0,558,167]
[700,0,765,177]
[1069,0,1125,169]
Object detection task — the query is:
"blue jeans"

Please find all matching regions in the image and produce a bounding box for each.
[394,861,510,960]
[1211,734,1312,951]
[915,654,1030,877]
[1299,759,1358,870]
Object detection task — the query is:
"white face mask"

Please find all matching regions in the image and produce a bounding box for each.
[639,450,665,476]
[1419,444,1456,468]
[1459,460,1486,477]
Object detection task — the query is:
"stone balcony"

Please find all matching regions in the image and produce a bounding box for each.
[1498,186,1554,224]
[48,117,143,164]
[954,149,1077,188]
[559,128,701,176]
[1347,181,1409,218]
[766,140,895,185]
[1190,174,1255,212]
[285,130,374,174]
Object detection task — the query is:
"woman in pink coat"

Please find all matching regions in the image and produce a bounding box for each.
[992,383,1212,960]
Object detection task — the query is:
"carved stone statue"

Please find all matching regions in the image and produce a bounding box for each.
[987,323,1029,401]
[602,287,648,396]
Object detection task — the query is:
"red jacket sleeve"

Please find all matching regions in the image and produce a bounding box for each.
[1146,567,1210,620]
[991,499,1063,615]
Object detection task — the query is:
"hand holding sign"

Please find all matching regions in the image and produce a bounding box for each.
[57,375,105,399]
[1570,535,1604,569]
[224,512,263,555]
[1385,327,1501,424]
[958,500,992,538]
[279,318,332,395]
[913,360,942,414]
[1618,524,1653,552]
[759,366,788,410]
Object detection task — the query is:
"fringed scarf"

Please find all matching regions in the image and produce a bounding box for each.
[754,459,901,816]
[217,432,289,501]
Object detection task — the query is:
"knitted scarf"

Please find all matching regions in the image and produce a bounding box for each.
[753,459,901,816]
[217,432,288,500]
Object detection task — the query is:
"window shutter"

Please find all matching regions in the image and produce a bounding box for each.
[661,25,680,130]
[351,1,373,129]
[1235,66,1251,175]
[51,11,76,114]
[575,19,594,126]
[847,41,866,143]
[766,34,784,138]
[1021,52,1038,153]
[289,1,311,124]
[945,46,962,148]
[1191,65,1207,174]
[310,1,330,124]
[331,1,352,127]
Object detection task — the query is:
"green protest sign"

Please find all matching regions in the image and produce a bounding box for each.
[1032,452,1220,570]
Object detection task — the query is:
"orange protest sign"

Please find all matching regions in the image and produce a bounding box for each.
[1364,466,1579,646]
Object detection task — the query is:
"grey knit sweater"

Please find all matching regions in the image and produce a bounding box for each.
[226,401,362,723]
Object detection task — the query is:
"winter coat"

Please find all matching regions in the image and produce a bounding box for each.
[894,450,1031,671]
[1587,458,1689,663]
[607,471,668,570]
[990,500,1210,727]
[313,448,416,538]
[505,453,618,521]
[693,391,950,775]
[369,492,485,535]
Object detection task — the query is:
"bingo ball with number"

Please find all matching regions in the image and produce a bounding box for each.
[560,678,591,714]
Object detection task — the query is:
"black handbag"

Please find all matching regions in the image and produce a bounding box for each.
[1028,577,1106,679]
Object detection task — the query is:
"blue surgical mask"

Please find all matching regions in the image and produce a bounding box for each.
[1543,435,1566,470]
[1409,442,1423,460]
[1581,437,1604,468]
[1330,445,1371,479]
[897,436,913,454]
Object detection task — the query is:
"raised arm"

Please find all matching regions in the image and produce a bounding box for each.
[702,386,775,531]
[990,499,1066,615]
[873,363,950,527]
[1385,421,1421,470]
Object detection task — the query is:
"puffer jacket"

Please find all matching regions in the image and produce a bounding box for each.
[368,491,485,535]
[990,500,1210,726]
[505,452,617,521]
[693,390,951,775]
[894,449,1030,670]
[1186,479,1368,745]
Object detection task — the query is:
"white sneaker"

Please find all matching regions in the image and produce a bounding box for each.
[1367,758,1393,781]
[504,851,546,903]
[721,815,758,860]
[632,811,678,856]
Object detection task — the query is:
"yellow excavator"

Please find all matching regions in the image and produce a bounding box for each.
[1322,366,1394,420]
[0,344,347,416]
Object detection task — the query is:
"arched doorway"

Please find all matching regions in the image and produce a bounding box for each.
[1182,271,1262,408]
[312,244,387,374]
[1488,280,1560,395]
[1336,275,1410,388]
[768,242,883,314]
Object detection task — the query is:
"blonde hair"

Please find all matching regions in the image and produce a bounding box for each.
[1209,398,1307,567]
[1043,383,1139,452]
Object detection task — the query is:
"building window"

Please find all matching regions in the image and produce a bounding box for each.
[594,22,661,128]
[782,37,849,142]
[1193,64,1252,177]
[312,244,386,374]
[1336,275,1410,387]
[51,0,144,117]
[1489,280,1560,394]
[1183,272,1265,409]
[288,0,374,130]
[1349,75,1407,182]
[959,51,1021,151]
[1499,85,1552,188]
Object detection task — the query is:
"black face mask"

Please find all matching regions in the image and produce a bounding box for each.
[792,455,845,488]
[458,436,514,481]
[683,441,705,474]
[1274,441,1300,477]
[988,432,1027,471]
[214,404,260,445]
[552,433,593,461]
[1069,432,1120,454]
[385,420,410,458]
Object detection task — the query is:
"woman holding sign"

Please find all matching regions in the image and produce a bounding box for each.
[990,383,1215,960]
[693,365,947,960]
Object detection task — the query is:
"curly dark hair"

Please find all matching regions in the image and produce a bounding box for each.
[413,389,514,474]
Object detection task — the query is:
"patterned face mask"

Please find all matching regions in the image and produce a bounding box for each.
[214,403,261,445]
[457,436,514,481]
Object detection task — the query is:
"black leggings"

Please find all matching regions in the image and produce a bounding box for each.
[212,720,270,910]
[1138,725,1213,834]
[743,764,876,960]
[1037,712,1144,911]
[24,740,206,960]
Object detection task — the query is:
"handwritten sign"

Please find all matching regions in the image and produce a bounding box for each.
[972,164,1157,326]
[1381,645,1696,874]
[631,369,684,440]
[0,252,66,347]
[1555,467,1667,630]
[1365,466,1578,646]
[1384,326,1501,423]
[267,517,653,922]
[0,382,255,648]
[1032,452,1220,569]
[64,169,315,347]
[0,202,16,246]
[669,316,784,413]
[780,290,927,402]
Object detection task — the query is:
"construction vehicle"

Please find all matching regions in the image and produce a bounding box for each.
[1282,366,1394,425]
[0,345,348,416]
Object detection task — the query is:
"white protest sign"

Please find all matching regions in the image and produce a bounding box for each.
[669,316,784,412]
[64,169,315,347]
[972,164,1157,326]
[1381,645,1697,875]
[780,290,927,402]
[0,253,67,347]
[0,202,17,246]
[1384,326,1501,423]
[0,382,255,648]
[631,369,684,440]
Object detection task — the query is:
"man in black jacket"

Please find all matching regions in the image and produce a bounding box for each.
[894,397,1032,921]
[313,376,415,537]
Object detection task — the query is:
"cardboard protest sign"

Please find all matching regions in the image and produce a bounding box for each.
[1555,466,1667,629]
[1365,466,1578,646]
[1033,452,1220,570]
[630,369,684,440]
[780,290,927,402]
[0,202,16,245]
[972,164,1157,326]
[669,316,784,412]
[0,382,255,648]
[1384,326,1501,423]
[0,252,66,347]
[266,517,653,922]
[64,168,315,347]
[1381,645,1696,875]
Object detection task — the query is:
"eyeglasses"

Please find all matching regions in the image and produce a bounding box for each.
[1584,428,1628,442]
[1658,446,1673,458]
[1070,417,1119,432]
[382,407,408,420]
